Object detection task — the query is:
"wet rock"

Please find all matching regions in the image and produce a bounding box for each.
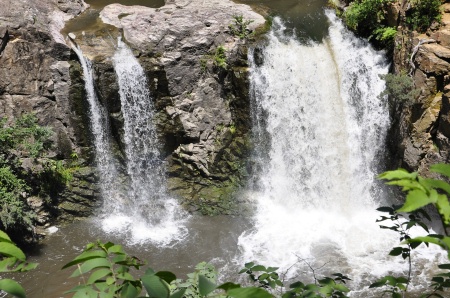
[0,0,100,241]
[389,2,450,173]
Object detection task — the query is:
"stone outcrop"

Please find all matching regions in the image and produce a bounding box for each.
[68,0,265,214]
[0,0,99,238]
[390,1,450,175]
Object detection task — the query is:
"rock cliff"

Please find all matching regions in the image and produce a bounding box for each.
[389,1,450,176]
[0,0,101,239]
[0,0,266,239]
[72,0,265,215]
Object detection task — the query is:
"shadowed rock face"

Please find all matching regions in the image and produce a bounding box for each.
[71,0,265,215]
[0,0,101,240]
[389,2,450,175]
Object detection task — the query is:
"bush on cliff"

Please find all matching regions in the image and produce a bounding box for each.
[0,114,73,242]
[0,114,52,238]
[406,0,442,32]
[342,0,443,48]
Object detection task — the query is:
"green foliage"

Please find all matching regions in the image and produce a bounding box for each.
[214,46,227,70]
[170,262,218,298]
[371,26,397,47]
[229,15,254,40]
[0,166,34,232]
[238,262,350,297]
[0,114,54,234]
[0,230,38,298]
[406,0,442,32]
[63,240,146,297]
[0,114,52,159]
[377,163,450,297]
[42,159,74,186]
[343,0,392,36]
[379,72,420,106]
[342,0,441,47]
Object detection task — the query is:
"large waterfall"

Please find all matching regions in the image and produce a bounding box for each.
[238,11,442,293]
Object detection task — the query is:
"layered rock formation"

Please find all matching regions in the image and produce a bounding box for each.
[389,1,450,176]
[0,0,266,238]
[75,0,265,215]
[0,0,102,238]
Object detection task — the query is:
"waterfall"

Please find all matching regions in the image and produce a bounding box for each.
[70,44,122,204]
[238,11,442,292]
[100,38,188,245]
[71,40,188,246]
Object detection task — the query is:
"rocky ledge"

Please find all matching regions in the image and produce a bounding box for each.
[0,0,101,240]
[389,1,450,177]
[66,0,266,215]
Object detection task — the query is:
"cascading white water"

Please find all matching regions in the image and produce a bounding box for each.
[70,44,122,202]
[238,11,444,294]
[101,39,188,245]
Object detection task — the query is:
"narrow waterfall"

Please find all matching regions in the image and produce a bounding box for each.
[70,44,122,203]
[100,39,188,245]
[238,11,442,292]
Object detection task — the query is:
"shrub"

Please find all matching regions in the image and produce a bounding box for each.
[343,0,393,36]
[379,72,420,106]
[0,114,59,236]
[0,166,33,232]
[371,26,397,47]
[214,46,227,69]
[406,0,442,32]
[229,15,254,40]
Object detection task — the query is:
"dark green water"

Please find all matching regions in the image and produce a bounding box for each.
[235,0,330,41]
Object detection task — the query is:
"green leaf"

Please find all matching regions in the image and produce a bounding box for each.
[227,287,272,298]
[0,230,13,243]
[155,271,177,284]
[423,178,450,196]
[437,194,450,224]
[70,258,111,277]
[120,283,139,298]
[217,282,241,291]
[117,272,135,281]
[377,206,394,213]
[258,273,269,280]
[386,179,425,192]
[244,262,254,269]
[333,284,350,292]
[170,288,186,298]
[62,250,108,269]
[0,242,26,260]
[0,279,26,298]
[142,274,169,298]
[318,285,333,295]
[378,169,417,180]
[87,268,112,284]
[438,264,450,269]
[198,274,217,296]
[251,265,266,272]
[431,164,450,179]
[398,189,433,213]
[389,247,403,256]
[107,244,124,254]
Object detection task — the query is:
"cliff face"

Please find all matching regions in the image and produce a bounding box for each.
[0,0,266,236]
[0,0,101,239]
[88,0,265,214]
[389,1,450,176]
